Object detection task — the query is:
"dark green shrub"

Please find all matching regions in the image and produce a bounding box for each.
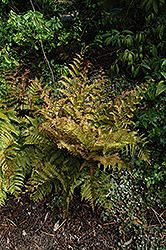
[102,0,166,78]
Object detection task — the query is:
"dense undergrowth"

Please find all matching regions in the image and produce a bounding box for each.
[0,0,166,249]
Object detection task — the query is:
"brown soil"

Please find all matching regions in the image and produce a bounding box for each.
[0,194,120,250]
[0,191,166,250]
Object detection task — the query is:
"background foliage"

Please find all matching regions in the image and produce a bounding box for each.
[0,0,165,248]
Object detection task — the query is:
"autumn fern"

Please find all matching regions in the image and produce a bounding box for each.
[0,51,150,215]
[38,53,149,170]
[23,51,149,213]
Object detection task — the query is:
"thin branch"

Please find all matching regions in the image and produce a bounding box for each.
[122,0,135,23]
[40,40,55,83]
[29,0,35,11]
[29,0,55,84]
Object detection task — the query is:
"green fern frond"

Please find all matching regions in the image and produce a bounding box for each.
[0,108,27,205]
[29,182,53,202]
[136,145,150,162]
[8,171,25,195]
[95,177,114,211]
[80,176,99,210]
[78,170,112,210]
[27,162,58,202]
[0,183,7,206]
[92,154,121,166]
[68,51,85,76]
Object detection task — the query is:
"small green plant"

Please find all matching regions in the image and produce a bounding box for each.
[97,169,166,249]
[46,193,65,214]
[144,162,166,188]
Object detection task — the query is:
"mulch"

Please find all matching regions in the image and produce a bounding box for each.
[0,194,166,250]
[0,194,120,250]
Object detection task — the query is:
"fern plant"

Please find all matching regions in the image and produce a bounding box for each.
[0,69,43,206]
[39,53,149,168]
[23,51,149,214]
[0,51,150,216]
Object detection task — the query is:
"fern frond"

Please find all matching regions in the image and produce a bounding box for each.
[80,175,99,210]
[0,108,27,205]
[8,171,25,195]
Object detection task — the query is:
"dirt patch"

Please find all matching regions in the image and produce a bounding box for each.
[0,194,165,250]
[0,194,120,250]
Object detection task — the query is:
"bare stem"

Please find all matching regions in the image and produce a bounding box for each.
[29,0,55,83]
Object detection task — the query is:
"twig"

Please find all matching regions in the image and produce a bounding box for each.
[54,219,67,232]
[42,231,55,237]
[35,212,49,232]
[79,10,100,40]
[79,231,93,240]
[122,0,135,23]
[19,219,28,226]
[150,207,164,226]
[29,0,35,11]
[6,217,18,227]
[146,224,165,228]
[77,213,114,249]
[9,0,19,13]
[30,214,44,230]
[160,210,166,218]
[29,0,55,84]
[74,200,88,212]
[33,243,43,250]
[40,40,56,83]
[42,231,70,249]
[103,219,117,226]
